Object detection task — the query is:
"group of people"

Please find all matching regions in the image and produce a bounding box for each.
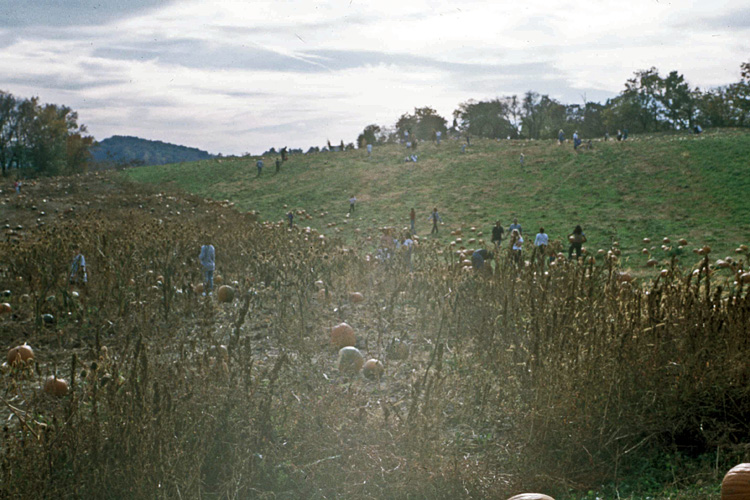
[488,218,587,269]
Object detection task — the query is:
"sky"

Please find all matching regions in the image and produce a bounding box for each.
[0,1,748,155]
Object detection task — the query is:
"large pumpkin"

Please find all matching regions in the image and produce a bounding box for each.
[331,323,356,348]
[217,285,235,303]
[7,344,34,366]
[722,463,750,499]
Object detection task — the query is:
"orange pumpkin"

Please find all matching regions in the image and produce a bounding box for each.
[721,463,750,499]
[362,359,384,380]
[646,258,658,267]
[7,344,34,366]
[194,283,205,295]
[331,323,356,349]
[0,303,11,315]
[43,376,69,397]
[217,285,235,303]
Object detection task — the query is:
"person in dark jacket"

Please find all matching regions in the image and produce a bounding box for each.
[491,221,504,249]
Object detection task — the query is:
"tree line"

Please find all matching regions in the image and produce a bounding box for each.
[0,91,93,178]
[359,62,750,144]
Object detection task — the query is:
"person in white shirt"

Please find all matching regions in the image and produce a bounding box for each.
[534,227,549,267]
[510,229,523,266]
[348,195,357,214]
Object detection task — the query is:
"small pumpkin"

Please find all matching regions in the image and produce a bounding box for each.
[7,344,34,366]
[362,359,384,380]
[338,346,364,374]
[43,376,69,397]
[194,283,205,295]
[721,463,750,499]
[349,292,364,303]
[331,323,356,349]
[0,303,11,315]
[217,285,235,303]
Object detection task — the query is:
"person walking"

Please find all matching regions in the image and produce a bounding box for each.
[509,217,522,235]
[256,158,264,177]
[558,129,565,145]
[367,143,373,156]
[409,208,416,235]
[568,225,587,261]
[287,211,294,228]
[275,157,281,173]
[348,195,357,214]
[491,221,504,249]
[573,131,582,150]
[199,240,215,296]
[428,208,442,234]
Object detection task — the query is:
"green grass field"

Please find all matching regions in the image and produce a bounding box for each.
[125,128,750,269]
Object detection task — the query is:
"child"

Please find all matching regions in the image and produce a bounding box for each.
[348,195,357,213]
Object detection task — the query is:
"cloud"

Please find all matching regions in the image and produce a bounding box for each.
[0,0,180,28]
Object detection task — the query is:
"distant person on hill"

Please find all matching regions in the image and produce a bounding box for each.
[519,153,525,166]
[461,144,466,153]
[367,143,373,156]
[510,229,523,266]
[428,208,442,234]
[623,129,628,140]
[69,244,87,290]
[436,130,442,145]
[568,225,587,261]
[287,211,294,228]
[275,157,281,173]
[604,131,610,141]
[693,124,703,134]
[491,221,504,249]
[509,217,522,235]
[573,131,582,150]
[199,240,215,296]
[256,158,263,177]
[472,248,494,273]
[340,140,345,151]
[558,129,565,145]
[348,195,357,214]
[616,130,623,141]
[13,179,21,194]
[281,147,288,161]
[410,208,416,235]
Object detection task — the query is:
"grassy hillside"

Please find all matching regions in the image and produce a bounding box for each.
[125,129,750,267]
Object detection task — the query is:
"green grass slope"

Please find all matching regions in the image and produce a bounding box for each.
[124,129,750,267]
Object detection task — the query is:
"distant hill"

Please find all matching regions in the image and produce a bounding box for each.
[90,136,214,168]
[124,129,750,264]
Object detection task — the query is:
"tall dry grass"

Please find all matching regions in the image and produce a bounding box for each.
[0,173,748,498]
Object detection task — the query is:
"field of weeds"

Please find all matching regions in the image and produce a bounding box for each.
[1,172,749,498]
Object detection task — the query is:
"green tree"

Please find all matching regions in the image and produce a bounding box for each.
[395,107,447,141]
[454,99,517,139]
